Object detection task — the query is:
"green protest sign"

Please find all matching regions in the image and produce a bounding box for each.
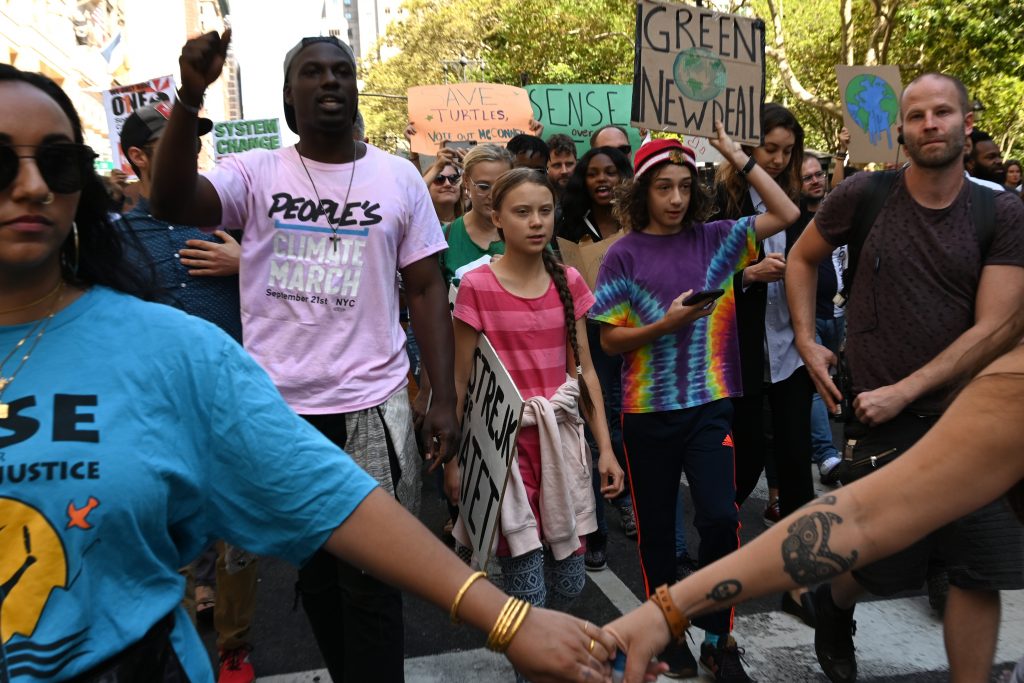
[213,118,282,160]
[526,85,643,156]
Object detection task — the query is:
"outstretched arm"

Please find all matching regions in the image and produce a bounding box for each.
[324,488,620,683]
[605,347,1024,682]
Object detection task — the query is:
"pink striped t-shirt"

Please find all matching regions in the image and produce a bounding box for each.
[453,264,595,400]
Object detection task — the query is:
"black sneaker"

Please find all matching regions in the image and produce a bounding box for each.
[675,554,699,581]
[699,636,751,682]
[814,584,857,682]
[584,532,607,572]
[619,505,638,539]
[660,639,698,679]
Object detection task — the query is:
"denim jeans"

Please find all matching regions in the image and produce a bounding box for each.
[810,316,846,466]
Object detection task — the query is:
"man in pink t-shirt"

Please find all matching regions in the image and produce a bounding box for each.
[150,31,459,683]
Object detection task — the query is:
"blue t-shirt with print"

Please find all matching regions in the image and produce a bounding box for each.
[0,287,377,682]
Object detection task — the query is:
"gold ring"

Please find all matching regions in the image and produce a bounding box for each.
[588,637,595,653]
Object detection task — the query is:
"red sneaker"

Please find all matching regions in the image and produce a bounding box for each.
[218,646,255,683]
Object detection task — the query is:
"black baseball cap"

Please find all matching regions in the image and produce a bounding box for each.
[120,102,212,156]
[281,36,357,134]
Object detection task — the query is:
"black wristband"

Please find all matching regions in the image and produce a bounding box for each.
[737,156,757,176]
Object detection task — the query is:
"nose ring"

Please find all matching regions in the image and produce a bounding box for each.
[41,192,55,205]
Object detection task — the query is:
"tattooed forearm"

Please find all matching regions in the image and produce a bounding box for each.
[706,579,742,602]
[781,511,859,585]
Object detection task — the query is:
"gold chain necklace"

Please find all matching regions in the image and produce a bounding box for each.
[0,282,65,419]
[0,280,62,315]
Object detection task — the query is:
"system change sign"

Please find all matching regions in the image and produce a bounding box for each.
[213,118,282,160]
[631,0,766,146]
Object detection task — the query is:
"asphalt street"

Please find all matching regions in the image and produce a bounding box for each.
[194,464,1024,682]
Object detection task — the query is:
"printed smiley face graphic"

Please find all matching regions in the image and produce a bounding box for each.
[0,497,68,644]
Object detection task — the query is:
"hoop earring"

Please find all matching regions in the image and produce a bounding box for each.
[61,222,80,277]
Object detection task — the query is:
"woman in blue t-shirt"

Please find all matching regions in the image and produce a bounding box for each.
[0,64,619,683]
[590,125,799,680]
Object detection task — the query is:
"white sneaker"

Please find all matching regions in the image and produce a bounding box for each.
[818,456,842,486]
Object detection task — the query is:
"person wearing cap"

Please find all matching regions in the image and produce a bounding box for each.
[116,103,260,683]
[147,31,621,683]
[588,124,799,681]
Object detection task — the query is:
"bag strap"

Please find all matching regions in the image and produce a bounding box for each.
[844,170,899,299]
[967,181,996,263]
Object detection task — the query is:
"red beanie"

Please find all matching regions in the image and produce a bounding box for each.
[633,139,699,181]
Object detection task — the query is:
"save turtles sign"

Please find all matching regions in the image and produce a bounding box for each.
[836,65,903,165]
[631,0,766,146]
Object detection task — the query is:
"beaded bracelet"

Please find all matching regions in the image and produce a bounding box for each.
[450,571,487,624]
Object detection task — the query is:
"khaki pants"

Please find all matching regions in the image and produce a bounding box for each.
[182,541,259,651]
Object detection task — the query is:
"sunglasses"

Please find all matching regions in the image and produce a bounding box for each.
[800,170,826,183]
[616,145,632,157]
[432,173,461,186]
[470,180,492,193]
[0,142,98,194]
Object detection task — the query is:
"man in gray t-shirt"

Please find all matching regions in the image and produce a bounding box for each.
[787,72,1024,683]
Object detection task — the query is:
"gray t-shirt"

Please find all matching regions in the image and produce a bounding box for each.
[815,169,1024,413]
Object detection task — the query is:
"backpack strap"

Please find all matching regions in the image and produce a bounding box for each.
[967,181,996,262]
[836,170,899,307]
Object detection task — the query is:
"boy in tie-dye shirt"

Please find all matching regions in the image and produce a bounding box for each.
[588,134,798,680]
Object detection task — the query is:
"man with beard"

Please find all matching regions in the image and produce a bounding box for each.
[546,133,577,196]
[787,73,1024,683]
[149,31,459,682]
[966,129,1008,190]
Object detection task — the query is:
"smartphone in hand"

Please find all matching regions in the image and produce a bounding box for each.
[681,289,725,308]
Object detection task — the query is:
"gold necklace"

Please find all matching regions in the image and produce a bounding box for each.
[0,282,64,419]
[0,280,62,315]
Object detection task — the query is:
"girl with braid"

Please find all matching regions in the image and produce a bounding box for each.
[448,169,625,670]
[589,124,799,681]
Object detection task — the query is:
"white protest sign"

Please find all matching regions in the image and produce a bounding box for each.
[457,335,524,569]
[102,75,176,176]
[213,118,282,160]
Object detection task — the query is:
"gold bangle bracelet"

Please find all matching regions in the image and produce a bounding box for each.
[498,601,531,652]
[486,597,518,649]
[450,571,488,624]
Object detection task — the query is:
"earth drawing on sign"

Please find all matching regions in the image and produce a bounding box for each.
[673,48,728,102]
[845,75,899,147]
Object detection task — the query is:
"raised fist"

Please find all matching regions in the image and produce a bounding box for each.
[178,29,232,105]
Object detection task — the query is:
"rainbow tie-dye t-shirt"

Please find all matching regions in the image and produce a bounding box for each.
[590,217,757,413]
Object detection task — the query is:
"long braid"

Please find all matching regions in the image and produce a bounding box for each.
[542,248,595,417]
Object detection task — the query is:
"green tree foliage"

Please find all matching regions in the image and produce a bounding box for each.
[362,0,1023,157]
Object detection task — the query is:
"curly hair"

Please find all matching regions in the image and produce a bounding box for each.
[612,160,713,233]
[0,64,156,299]
[715,103,804,219]
[557,146,633,242]
[490,168,594,417]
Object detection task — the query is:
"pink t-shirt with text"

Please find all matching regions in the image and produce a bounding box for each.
[205,144,445,413]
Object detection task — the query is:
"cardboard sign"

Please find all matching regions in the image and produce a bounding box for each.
[526,85,644,156]
[836,65,904,165]
[557,232,625,291]
[682,134,724,164]
[407,83,534,155]
[457,335,524,569]
[631,0,766,147]
[213,118,282,160]
[102,75,177,176]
